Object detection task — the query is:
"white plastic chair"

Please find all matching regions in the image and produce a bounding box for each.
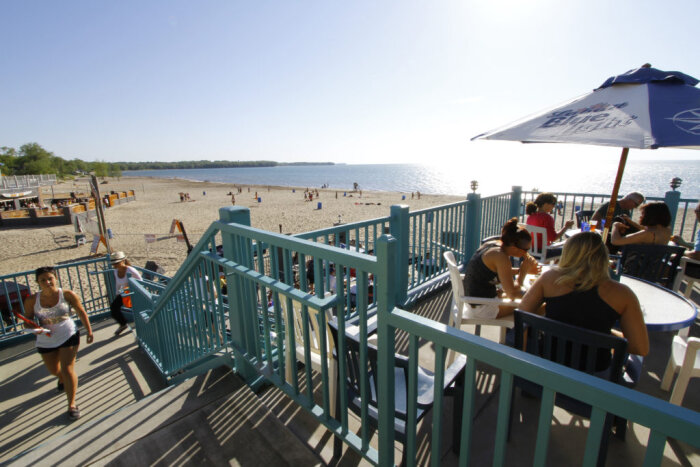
[443,251,516,364]
[660,335,700,406]
[282,299,337,416]
[672,256,700,298]
[524,224,549,262]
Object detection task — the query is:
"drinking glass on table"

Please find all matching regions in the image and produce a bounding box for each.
[590,220,598,232]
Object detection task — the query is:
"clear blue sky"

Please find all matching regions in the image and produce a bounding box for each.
[2,0,699,165]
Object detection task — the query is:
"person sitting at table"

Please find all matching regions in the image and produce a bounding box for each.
[525,193,574,245]
[519,232,649,367]
[591,191,645,223]
[671,202,700,261]
[610,201,672,250]
[462,218,540,318]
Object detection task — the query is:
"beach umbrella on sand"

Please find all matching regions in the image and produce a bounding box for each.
[472,64,700,238]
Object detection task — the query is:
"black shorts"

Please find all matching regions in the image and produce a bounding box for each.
[37,330,80,354]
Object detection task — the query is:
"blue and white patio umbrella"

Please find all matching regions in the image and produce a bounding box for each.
[472,64,700,233]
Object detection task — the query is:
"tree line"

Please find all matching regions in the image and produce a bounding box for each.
[0,143,120,178]
[0,143,334,178]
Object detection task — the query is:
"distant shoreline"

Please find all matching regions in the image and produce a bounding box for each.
[118,161,335,171]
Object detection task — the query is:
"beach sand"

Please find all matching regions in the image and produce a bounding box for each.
[0,177,464,276]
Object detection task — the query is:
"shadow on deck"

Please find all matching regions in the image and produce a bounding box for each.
[259,285,700,466]
[1,286,699,466]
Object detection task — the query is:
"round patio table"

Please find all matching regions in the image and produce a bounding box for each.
[620,275,697,332]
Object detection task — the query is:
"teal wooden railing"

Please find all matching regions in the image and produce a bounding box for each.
[376,306,700,466]
[128,223,230,380]
[407,201,467,289]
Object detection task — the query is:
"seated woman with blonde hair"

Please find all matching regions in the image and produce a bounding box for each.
[519,232,649,366]
[611,201,672,249]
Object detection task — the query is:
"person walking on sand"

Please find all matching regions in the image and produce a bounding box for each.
[23,266,94,420]
[231,194,235,205]
[109,251,142,336]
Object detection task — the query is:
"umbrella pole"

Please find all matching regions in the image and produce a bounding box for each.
[602,147,629,243]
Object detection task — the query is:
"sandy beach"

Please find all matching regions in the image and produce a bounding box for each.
[0,176,464,276]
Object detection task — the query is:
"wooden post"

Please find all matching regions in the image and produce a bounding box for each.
[602,147,629,243]
[218,206,260,387]
[465,193,483,262]
[90,175,111,253]
[509,185,522,220]
[389,204,409,306]
[376,233,397,467]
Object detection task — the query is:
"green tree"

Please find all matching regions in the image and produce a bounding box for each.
[93,161,109,179]
[17,143,55,175]
[0,146,18,175]
[108,163,122,179]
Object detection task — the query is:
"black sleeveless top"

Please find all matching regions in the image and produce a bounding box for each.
[545,286,621,371]
[462,243,499,298]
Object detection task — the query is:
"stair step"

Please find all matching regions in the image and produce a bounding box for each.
[11,366,323,466]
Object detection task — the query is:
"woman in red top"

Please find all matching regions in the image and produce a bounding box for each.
[526,193,574,245]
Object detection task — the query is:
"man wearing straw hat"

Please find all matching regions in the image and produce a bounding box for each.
[109,251,142,336]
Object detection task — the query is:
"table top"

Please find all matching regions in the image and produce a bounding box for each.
[620,275,697,332]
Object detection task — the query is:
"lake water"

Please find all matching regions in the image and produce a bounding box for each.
[125,160,700,199]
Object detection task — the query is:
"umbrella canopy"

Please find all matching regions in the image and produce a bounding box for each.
[472,64,700,235]
[473,65,700,149]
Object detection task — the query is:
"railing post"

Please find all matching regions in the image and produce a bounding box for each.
[510,186,522,220]
[219,206,259,386]
[665,189,681,232]
[390,204,409,306]
[465,193,483,263]
[376,234,397,467]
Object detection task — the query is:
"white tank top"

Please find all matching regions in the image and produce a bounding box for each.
[34,289,77,348]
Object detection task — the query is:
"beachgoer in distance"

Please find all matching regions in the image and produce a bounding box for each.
[525,193,574,244]
[611,201,672,248]
[462,218,540,318]
[109,251,142,336]
[23,266,94,420]
[591,192,644,222]
[520,232,649,366]
[671,202,700,260]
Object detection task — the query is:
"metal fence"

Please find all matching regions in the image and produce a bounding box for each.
[0,174,57,190]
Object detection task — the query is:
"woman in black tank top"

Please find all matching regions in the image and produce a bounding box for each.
[519,232,649,358]
[462,218,541,318]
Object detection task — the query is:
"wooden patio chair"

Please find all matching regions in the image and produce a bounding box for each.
[329,322,466,465]
[509,310,637,467]
[619,244,686,289]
